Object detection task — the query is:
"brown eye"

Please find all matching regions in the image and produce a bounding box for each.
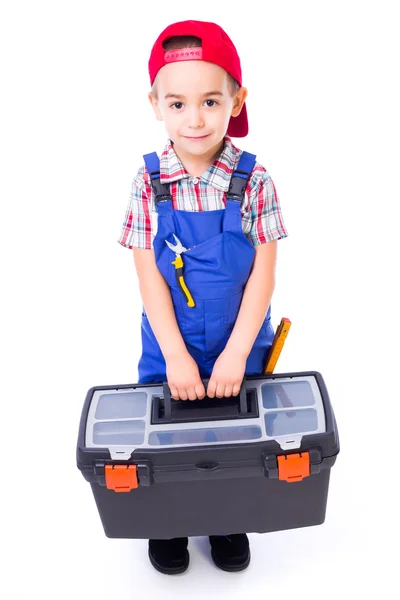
[205,100,217,107]
[171,102,183,110]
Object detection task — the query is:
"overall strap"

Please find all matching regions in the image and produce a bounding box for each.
[226,151,257,206]
[143,152,172,206]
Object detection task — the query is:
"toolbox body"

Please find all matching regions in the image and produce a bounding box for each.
[76,371,339,539]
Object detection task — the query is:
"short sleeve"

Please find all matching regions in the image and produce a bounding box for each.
[117,167,153,250]
[246,170,288,246]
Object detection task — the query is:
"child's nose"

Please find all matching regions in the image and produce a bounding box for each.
[187,107,204,129]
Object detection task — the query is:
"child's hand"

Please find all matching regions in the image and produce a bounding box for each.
[166,351,206,401]
[207,348,247,398]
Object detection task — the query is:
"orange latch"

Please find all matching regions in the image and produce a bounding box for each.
[105,464,138,492]
[277,452,310,483]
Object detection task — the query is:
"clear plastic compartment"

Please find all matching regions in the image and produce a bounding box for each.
[262,380,316,409]
[265,408,318,437]
[95,391,147,420]
[149,425,262,446]
[93,420,146,445]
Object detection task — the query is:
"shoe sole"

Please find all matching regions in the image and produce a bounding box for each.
[148,549,189,575]
[211,549,251,572]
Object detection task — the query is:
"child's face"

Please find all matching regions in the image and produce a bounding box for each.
[149,60,247,161]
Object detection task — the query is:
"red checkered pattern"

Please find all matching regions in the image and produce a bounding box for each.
[118,136,288,250]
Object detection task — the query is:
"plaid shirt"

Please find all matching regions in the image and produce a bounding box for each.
[118,136,288,250]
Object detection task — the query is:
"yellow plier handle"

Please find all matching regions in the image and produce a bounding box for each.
[172,255,195,307]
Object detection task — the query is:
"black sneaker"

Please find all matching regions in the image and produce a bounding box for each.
[148,537,189,575]
[209,534,251,572]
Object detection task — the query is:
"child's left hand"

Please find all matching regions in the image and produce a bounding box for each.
[206,348,247,398]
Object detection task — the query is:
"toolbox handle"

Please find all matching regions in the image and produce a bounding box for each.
[160,379,248,423]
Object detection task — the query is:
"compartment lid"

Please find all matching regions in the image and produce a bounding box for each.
[78,372,336,460]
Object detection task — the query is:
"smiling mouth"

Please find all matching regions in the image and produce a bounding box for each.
[183,134,210,140]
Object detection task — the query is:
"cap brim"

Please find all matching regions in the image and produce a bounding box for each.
[227,102,248,138]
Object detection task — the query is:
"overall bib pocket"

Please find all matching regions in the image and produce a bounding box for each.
[204,290,244,361]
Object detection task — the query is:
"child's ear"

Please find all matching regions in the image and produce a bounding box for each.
[231,87,248,117]
[148,92,163,121]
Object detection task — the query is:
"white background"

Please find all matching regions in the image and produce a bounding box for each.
[1,1,399,598]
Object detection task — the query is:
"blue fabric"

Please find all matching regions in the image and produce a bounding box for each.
[138,152,274,383]
[233,151,257,178]
[142,152,161,177]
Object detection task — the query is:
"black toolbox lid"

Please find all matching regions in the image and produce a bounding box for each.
[76,371,339,486]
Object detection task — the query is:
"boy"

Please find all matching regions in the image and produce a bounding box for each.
[118,20,288,574]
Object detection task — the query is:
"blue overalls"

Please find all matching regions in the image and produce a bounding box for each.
[138,150,274,384]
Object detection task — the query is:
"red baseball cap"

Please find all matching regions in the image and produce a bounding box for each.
[148,20,248,138]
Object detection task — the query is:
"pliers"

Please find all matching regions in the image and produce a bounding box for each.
[165,234,195,307]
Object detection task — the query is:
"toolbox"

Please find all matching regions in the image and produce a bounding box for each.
[76,371,339,539]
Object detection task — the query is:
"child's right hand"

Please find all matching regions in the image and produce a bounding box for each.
[166,351,206,401]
